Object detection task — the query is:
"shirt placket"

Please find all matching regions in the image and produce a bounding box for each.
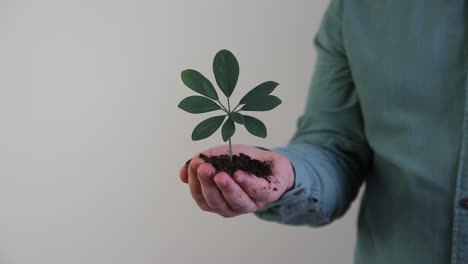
[451,41,468,264]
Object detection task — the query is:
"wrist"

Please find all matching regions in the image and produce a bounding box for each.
[254,146,295,191]
[273,150,296,192]
[285,160,296,191]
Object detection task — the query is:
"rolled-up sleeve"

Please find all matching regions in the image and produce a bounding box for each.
[255,0,371,226]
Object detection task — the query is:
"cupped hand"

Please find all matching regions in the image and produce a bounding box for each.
[179,145,294,218]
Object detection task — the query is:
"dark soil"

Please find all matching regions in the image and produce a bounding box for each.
[185,153,273,182]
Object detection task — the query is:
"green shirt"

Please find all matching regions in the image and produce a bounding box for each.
[255,1,468,263]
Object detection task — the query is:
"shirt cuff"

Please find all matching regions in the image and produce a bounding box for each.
[253,145,322,223]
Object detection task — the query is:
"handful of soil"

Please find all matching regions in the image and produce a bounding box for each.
[185,153,273,182]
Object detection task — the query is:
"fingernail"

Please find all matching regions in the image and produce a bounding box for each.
[233,174,243,184]
[198,172,207,179]
[216,179,227,188]
[198,171,212,179]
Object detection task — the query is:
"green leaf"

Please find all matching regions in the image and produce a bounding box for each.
[213,49,239,97]
[178,96,221,114]
[243,115,267,138]
[241,95,282,111]
[239,81,279,104]
[181,69,219,100]
[229,112,244,124]
[191,115,226,141]
[221,119,235,142]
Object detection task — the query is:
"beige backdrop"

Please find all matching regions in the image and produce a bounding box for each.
[0,1,362,263]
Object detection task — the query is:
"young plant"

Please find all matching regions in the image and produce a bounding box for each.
[178,49,281,160]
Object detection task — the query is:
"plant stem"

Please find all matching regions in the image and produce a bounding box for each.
[216,100,229,113]
[227,97,233,161]
[231,103,241,112]
[228,138,232,161]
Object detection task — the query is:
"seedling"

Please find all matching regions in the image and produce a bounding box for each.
[178,49,281,161]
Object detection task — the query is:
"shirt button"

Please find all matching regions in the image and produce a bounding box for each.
[460,198,468,209]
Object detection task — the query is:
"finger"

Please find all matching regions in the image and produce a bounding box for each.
[214,172,258,213]
[189,157,205,173]
[179,165,188,183]
[232,171,275,202]
[188,157,205,184]
[197,163,236,217]
[188,158,211,212]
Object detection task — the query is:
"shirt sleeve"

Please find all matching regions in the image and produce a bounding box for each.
[254,0,372,226]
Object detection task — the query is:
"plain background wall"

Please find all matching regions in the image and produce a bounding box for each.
[0,1,363,263]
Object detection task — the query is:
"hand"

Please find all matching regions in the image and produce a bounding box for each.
[179,145,295,218]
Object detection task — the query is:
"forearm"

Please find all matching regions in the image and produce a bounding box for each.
[254,143,365,226]
[254,0,371,226]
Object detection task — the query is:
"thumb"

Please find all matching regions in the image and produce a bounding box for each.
[232,171,277,202]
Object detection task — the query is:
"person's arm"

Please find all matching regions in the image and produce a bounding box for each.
[255,0,372,226]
